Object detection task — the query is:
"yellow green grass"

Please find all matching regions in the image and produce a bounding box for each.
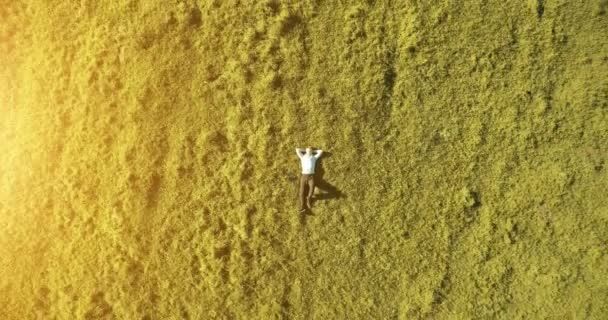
[1,0,607,318]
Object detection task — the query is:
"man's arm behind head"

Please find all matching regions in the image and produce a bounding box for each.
[296,148,304,158]
[313,149,323,158]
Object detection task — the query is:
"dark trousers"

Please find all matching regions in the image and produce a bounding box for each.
[299,174,315,209]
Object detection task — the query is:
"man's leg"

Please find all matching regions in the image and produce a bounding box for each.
[307,175,315,209]
[299,175,307,211]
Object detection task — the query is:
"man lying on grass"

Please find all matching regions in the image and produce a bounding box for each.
[295,146,323,213]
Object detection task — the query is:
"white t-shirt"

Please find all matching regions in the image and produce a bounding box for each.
[296,149,323,174]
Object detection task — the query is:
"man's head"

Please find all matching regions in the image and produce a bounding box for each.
[306,146,313,154]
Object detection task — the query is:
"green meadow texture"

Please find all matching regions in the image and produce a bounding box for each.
[1,0,607,319]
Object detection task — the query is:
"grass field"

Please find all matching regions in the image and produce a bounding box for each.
[1,0,607,319]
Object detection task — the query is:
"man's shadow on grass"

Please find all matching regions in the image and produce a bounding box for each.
[300,151,346,222]
[313,152,345,201]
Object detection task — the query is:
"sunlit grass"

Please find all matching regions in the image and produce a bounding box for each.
[0,0,606,319]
